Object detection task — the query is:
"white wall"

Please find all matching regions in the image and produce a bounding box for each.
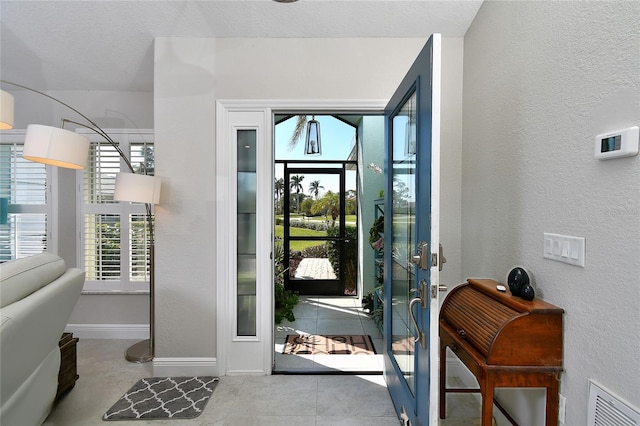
[462,2,640,424]
[439,38,464,291]
[153,37,464,366]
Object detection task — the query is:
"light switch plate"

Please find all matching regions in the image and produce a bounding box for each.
[543,233,585,267]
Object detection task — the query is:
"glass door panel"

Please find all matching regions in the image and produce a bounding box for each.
[390,91,417,394]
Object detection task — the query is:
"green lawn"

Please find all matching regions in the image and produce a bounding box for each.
[274,225,327,251]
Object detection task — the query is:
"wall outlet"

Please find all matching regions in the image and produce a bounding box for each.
[559,394,566,424]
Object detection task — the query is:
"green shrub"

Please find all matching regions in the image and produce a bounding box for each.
[290,221,327,232]
[362,288,383,328]
[274,240,299,324]
[275,281,299,323]
[302,244,327,258]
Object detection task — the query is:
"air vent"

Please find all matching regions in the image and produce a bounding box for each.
[588,380,640,426]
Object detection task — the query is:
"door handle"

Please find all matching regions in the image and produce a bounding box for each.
[408,298,426,349]
[412,242,429,270]
[408,279,428,349]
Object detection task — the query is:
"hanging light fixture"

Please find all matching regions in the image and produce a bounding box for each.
[304,115,321,156]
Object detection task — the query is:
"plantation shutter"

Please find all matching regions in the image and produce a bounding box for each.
[0,138,51,262]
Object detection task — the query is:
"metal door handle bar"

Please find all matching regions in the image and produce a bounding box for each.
[408,297,426,349]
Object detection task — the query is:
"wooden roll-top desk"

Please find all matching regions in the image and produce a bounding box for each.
[439,278,564,425]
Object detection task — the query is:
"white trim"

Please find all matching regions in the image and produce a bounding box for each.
[216,102,230,376]
[216,99,387,377]
[65,323,148,339]
[218,99,387,113]
[48,164,59,255]
[429,33,443,425]
[216,104,273,376]
[153,357,218,377]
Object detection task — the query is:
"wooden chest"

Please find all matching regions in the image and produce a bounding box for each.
[55,332,79,401]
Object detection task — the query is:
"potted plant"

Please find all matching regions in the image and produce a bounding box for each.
[368,215,384,251]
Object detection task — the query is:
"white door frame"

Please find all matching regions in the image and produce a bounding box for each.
[216,99,385,375]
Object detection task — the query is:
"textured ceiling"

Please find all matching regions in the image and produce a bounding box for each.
[0,0,483,92]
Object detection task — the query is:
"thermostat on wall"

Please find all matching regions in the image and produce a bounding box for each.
[594,126,639,160]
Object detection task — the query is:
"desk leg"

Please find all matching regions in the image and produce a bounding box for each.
[545,378,560,426]
[481,381,494,426]
[439,343,447,419]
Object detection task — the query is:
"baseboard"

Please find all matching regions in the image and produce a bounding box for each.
[65,324,148,340]
[153,357,218,377]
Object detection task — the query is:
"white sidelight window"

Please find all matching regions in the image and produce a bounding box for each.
[216,104,272,375]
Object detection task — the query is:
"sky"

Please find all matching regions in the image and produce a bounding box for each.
[274,115,357,197]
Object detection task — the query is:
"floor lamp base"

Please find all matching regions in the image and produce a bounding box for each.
[125,339,153,363]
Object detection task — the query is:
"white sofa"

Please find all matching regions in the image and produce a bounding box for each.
[0,254,85,426]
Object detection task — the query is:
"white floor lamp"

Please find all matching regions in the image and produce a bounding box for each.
[1,80,160,363]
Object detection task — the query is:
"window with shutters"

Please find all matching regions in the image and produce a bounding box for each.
[0,132,54,262]
[78,129,155,292]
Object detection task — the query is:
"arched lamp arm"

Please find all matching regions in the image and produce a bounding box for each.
[60,118,136,174]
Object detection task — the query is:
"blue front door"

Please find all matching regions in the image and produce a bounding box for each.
[383,34,442,426]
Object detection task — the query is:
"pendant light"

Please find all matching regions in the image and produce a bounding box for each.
[304,116,321,156]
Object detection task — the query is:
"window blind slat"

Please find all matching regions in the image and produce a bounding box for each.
[0,140,49,261]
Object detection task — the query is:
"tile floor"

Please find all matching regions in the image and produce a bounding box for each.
[44,296,483,425]
[274,296,383,373]
[45,339,400,426]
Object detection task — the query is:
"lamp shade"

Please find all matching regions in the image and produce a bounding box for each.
[114,173,161,205]
[23,124,89,169]
[1,89,15,130]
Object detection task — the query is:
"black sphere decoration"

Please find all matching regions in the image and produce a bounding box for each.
[507,267,529,297]
[521,284,535,301]
[508,276,522,296]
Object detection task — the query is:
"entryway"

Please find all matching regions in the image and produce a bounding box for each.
[273,113,384,373]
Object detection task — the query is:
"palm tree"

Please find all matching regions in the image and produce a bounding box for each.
[288,115,308,150]
[308,180,324,199]
[274,178,285,213]
[290,175,304,212]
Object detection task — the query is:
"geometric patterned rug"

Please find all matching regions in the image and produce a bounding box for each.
[283,334,376,355]
[102,376,218,421]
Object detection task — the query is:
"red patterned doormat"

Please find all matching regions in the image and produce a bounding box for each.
[283,334,377,355]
